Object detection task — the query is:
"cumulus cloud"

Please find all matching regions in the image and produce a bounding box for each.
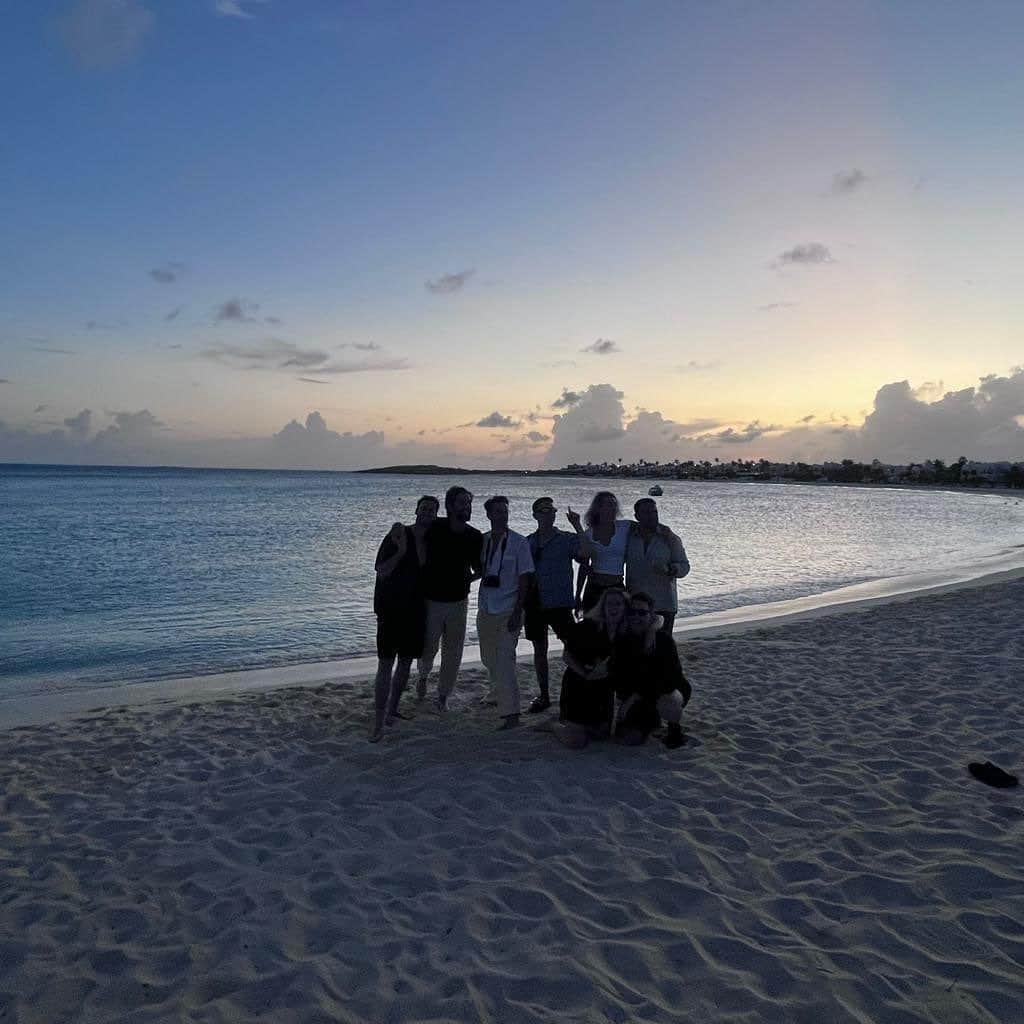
[213,297,259,324]
[545,388,732,467]
[526,431,549,443]
[352,342,379,351]
[476,411,521,429]
[581,338,619,355]
[775,243,834,267]
[552,389,582,409]
[426,270,474,294]
[59,0,154,71]
[165,306,183,321]
[0,406,467,470]
[855,372,1024,462]
[832,169,868,194]
[150,262,186,284]
[33,405,47,413]
[93,409,164,444]
[64,409,92,437]
[699,421,780,445]
[800,413,815,424]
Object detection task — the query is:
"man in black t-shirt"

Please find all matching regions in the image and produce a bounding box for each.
[370,495,439,741]
[416,485,483,711]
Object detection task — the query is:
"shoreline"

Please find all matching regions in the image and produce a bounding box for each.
[5,541,1024,732]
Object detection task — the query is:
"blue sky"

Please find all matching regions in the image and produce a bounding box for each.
[2,1,1023,468]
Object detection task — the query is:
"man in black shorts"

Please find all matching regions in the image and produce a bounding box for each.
[370,495,438,741]
[524,496,581,713]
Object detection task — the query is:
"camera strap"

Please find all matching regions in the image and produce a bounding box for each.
[484,531,509,576]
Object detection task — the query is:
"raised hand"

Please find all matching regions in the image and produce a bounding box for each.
[565,507,583,532]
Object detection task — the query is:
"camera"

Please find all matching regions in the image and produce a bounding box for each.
[481,574,501,588]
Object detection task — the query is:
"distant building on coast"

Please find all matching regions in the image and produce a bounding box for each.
[553,457,1024,490]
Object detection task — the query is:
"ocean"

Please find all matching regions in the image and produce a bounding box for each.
[2,464,1023,700]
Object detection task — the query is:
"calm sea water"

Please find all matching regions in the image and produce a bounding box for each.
[2,464,1023,699]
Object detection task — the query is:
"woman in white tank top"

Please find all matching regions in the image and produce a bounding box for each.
[566,491,633,612]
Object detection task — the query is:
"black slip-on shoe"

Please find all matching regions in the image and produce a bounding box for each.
[968,761,1019,789]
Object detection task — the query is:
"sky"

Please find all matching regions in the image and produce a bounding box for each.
[2,0,1023,470]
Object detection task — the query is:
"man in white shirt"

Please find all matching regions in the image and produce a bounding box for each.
[477,495,535,730]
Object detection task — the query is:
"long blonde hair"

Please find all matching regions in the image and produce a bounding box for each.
[584,586,628,636]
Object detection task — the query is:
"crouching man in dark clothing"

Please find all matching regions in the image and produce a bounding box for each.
[613,591,691,749]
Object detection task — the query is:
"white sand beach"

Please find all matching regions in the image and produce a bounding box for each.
[3,580,1023,1023]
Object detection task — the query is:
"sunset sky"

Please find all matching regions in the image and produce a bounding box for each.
[2,1,1023,469]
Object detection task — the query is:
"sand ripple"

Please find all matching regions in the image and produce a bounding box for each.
[2,581,1023,1021]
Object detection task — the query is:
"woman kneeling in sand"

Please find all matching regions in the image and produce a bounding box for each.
[555,587,627,748]
[612,591,690,749]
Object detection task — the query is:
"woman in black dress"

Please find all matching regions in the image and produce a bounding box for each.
[555,586,628,749]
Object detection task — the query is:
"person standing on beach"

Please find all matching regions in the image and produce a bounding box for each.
[524,496,581,714]
[625,498,690,635]
[612,591,690,749]
[417,485,483,712]
[566,491,632,612]
[477,495,534,730]
[370,495,439,742]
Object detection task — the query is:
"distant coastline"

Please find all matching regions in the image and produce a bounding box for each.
[4,461,1022,497]
[355,462,1024,497]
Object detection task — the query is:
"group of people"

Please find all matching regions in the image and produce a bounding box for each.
[371,486,692,750]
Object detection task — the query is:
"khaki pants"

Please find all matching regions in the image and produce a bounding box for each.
[477,609,521,717]
[420,599,468,699]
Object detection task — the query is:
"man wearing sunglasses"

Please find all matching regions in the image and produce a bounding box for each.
[613,592,691,749]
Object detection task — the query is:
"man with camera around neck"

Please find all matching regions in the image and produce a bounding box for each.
[477,495,534,730]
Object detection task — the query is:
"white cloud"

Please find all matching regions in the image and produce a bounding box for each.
[63,409,92,437]
[59,0,154,71]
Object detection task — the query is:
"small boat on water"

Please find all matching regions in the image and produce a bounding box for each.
[647,484,663,496]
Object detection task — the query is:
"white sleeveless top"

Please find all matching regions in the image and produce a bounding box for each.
[584,520,632,575]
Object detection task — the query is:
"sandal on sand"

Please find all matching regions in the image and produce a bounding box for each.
[527,695,551,714]
[968,762,1019,789]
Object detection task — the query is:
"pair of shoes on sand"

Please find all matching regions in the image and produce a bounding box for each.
[527,695,551,714]
[968,762,1018,788]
